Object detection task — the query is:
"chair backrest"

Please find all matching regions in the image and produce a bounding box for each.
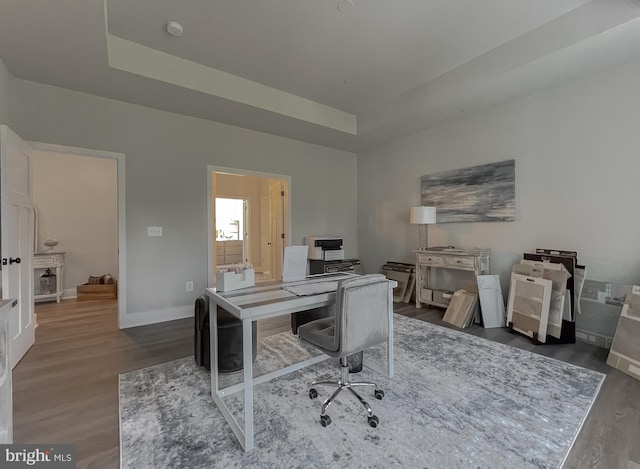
[334,274,391,357]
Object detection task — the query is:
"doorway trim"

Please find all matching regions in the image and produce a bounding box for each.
[207,165,291,287]
[29,142,127,324]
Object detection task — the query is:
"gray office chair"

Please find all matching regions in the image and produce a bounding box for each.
[298,274,390,428]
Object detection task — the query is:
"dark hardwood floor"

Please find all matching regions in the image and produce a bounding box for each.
[12,299,193,468]
[12,299,639,468]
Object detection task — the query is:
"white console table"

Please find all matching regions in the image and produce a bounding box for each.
[414,248,490,309]
[33,252,65,303]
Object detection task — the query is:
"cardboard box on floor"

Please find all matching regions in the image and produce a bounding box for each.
[77,282,117,300]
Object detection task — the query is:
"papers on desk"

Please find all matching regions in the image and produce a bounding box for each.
[282,246,308,282]
[282,281,338,296]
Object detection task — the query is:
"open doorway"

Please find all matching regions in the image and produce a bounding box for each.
[207,166,290,286]
[30,142,126,323]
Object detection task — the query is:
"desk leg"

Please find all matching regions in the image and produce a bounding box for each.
[210,305,219,398]
[210,307,251,451]
[242,318,254,451]
[387,287,394,379]
[415,258,422,309]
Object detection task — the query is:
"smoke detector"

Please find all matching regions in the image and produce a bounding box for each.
[337,0,353,12]
[166,21,183,37]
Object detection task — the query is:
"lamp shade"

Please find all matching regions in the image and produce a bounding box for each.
[410,206,436,224]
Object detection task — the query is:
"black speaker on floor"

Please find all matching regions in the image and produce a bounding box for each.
[194,295,257,373]
[194,296,210,368]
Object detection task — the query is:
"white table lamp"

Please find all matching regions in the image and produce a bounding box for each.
[410,206,436,250]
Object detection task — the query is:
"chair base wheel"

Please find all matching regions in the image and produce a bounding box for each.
[368,415,379,428]
[374,389,384,400]
[309,388,318,399]
[320,415,331,427]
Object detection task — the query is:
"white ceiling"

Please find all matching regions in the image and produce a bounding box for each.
[1,0,639,151]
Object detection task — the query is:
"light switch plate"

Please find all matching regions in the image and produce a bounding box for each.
[147,226,163,237]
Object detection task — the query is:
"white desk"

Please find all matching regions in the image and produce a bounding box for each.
[205,273,396,452]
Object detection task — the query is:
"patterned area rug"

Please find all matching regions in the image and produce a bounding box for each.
[119,314,604,468]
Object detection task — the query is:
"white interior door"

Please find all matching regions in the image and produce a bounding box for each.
[0,125,35,369]
[242,199,249,264]
[269,180,284,280]
[260,196,271,277]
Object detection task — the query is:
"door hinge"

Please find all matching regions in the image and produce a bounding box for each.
[281,233,285,239]
[280,190,284,197]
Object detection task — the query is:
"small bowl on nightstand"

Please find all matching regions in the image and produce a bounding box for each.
[43,239,59,253]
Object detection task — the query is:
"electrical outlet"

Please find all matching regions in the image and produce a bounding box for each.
[147,226,163,237]
[185,281,194,292]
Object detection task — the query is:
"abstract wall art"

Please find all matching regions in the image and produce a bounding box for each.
[420,159,515,223]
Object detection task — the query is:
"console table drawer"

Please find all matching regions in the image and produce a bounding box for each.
[33,257,55,268]
[444,256,475,269]
[33,255,63,268]
[418,254,444,266]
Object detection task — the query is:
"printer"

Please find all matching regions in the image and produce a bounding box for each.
[304,237,344,261]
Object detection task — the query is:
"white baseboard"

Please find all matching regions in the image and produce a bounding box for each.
[62,288,77,299]
[119,305,194,329]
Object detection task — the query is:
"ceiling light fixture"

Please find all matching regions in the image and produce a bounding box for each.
[166,21,183,37]
[337,0,353,13]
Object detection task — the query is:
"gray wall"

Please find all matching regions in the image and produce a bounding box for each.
[358,59,640,295]
[0,59,11,126]
[6,75,357,326]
